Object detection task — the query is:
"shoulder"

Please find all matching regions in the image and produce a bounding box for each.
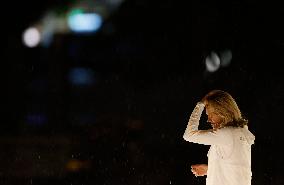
[214,127,235,137]
[217,126,234,132]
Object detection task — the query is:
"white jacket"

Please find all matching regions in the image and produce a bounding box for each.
[183,102,255,185]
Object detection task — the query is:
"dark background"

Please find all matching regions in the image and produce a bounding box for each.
[2,0,284,184]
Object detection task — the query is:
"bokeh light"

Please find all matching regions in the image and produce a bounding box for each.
[22,27,41,48]
[205,51,220,72]
[68,67,96,86]
[220,49,232,67]
[67,10,103,33]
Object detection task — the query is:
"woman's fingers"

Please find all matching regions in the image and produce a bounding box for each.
[191,167,205,176]
[191,167,199,176]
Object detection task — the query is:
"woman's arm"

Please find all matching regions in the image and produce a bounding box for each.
[183,102,205,138]
[183,102,232,145]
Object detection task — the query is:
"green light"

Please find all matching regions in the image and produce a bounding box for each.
[68,9,84,17]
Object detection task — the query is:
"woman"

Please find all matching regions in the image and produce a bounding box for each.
[183,90,255,185]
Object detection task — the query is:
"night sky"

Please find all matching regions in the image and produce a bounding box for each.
[3,0,284,184]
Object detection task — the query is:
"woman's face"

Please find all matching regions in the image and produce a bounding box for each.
[205,106,223,129]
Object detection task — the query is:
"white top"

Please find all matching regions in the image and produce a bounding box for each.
[183,102,255,185]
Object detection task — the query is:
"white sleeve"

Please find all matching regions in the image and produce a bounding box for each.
[183,102,232,146]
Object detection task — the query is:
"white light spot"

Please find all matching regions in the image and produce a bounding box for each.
[22,27,41,48]
[205,51,220,72]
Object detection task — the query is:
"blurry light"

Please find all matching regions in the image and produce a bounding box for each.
[67,11,103,33]
[41,12,57,47]
[69,9,84,16]
[106,0,125,5]
[68,67,95,86]
[220,49,232,67]
[22,27,41,48]
[205,51,220,72]
[65,159,91,172]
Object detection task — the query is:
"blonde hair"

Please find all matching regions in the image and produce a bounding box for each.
[203,90,248,128]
